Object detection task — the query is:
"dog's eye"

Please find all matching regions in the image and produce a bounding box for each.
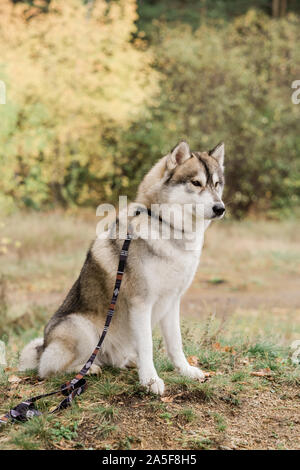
[215,181,219,188]
[191,180,202,187]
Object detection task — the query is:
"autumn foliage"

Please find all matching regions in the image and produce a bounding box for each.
[0,0,158,209]
[0,1,299,216]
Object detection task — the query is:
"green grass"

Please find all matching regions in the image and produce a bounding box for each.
[50,421,78,442]
[211,412,227,433]
[1,309,299,449]
[178,408,196,423]
[1,309,299,450]
[186,437,214,450]
[94,405,118,420]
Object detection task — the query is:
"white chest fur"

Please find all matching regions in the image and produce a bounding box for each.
[140,230,204,310]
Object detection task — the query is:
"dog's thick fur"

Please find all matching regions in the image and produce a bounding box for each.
[19,141,225,395]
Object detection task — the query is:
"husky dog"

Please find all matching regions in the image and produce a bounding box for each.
[19,141,225,395]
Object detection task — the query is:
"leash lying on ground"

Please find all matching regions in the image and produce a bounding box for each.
[0,233,132,426]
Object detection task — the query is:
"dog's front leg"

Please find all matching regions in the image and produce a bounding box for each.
[130,304,165,395]
[160,301,205,381]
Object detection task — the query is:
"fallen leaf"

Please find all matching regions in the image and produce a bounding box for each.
[8,375,22,384]
[251,368,272,377]
[6,391,22,398]
[212,343,236,354]
[224,346,236,355]
[161,392,185,403]
[204,371,215,377]
[275,357,284,364]
[161,396,174,403]
[187,355,198,366]
[204,371,223,378]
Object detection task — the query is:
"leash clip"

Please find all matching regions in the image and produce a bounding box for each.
[9,402,42,422]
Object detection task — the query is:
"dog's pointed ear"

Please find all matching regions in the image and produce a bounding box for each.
[209,142,225,168]
[167,141,191,171]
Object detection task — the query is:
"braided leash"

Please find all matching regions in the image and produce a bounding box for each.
[0,233,132,425]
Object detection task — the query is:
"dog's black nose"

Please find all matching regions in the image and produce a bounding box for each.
[213,204,225,216]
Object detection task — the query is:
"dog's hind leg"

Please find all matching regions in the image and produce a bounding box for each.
[19,338,44,371]
[39,341,102,377]
[38,339,76,378]
[39,314,101,378]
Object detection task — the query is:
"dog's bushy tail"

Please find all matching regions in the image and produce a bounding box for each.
[19,338,44,371]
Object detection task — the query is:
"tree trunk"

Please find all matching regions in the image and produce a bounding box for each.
[280,0,287,16]
[272,0,288,17]
[272,0,280,17]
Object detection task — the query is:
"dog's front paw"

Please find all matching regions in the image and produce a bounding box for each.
[141,376,165,395]
[86,364,102,376]
[179,365,205,381]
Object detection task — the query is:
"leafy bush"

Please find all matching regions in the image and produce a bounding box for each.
[148,10,300,217]
[0,0,159,210]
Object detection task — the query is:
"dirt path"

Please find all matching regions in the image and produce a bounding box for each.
[182,276,300,319]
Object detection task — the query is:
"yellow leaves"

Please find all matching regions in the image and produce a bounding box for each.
[212,342,237,355]
[187,356,199,367]
[0,0,159,207]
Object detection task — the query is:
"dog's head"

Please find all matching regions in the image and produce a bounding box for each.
[138,141,225,220]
